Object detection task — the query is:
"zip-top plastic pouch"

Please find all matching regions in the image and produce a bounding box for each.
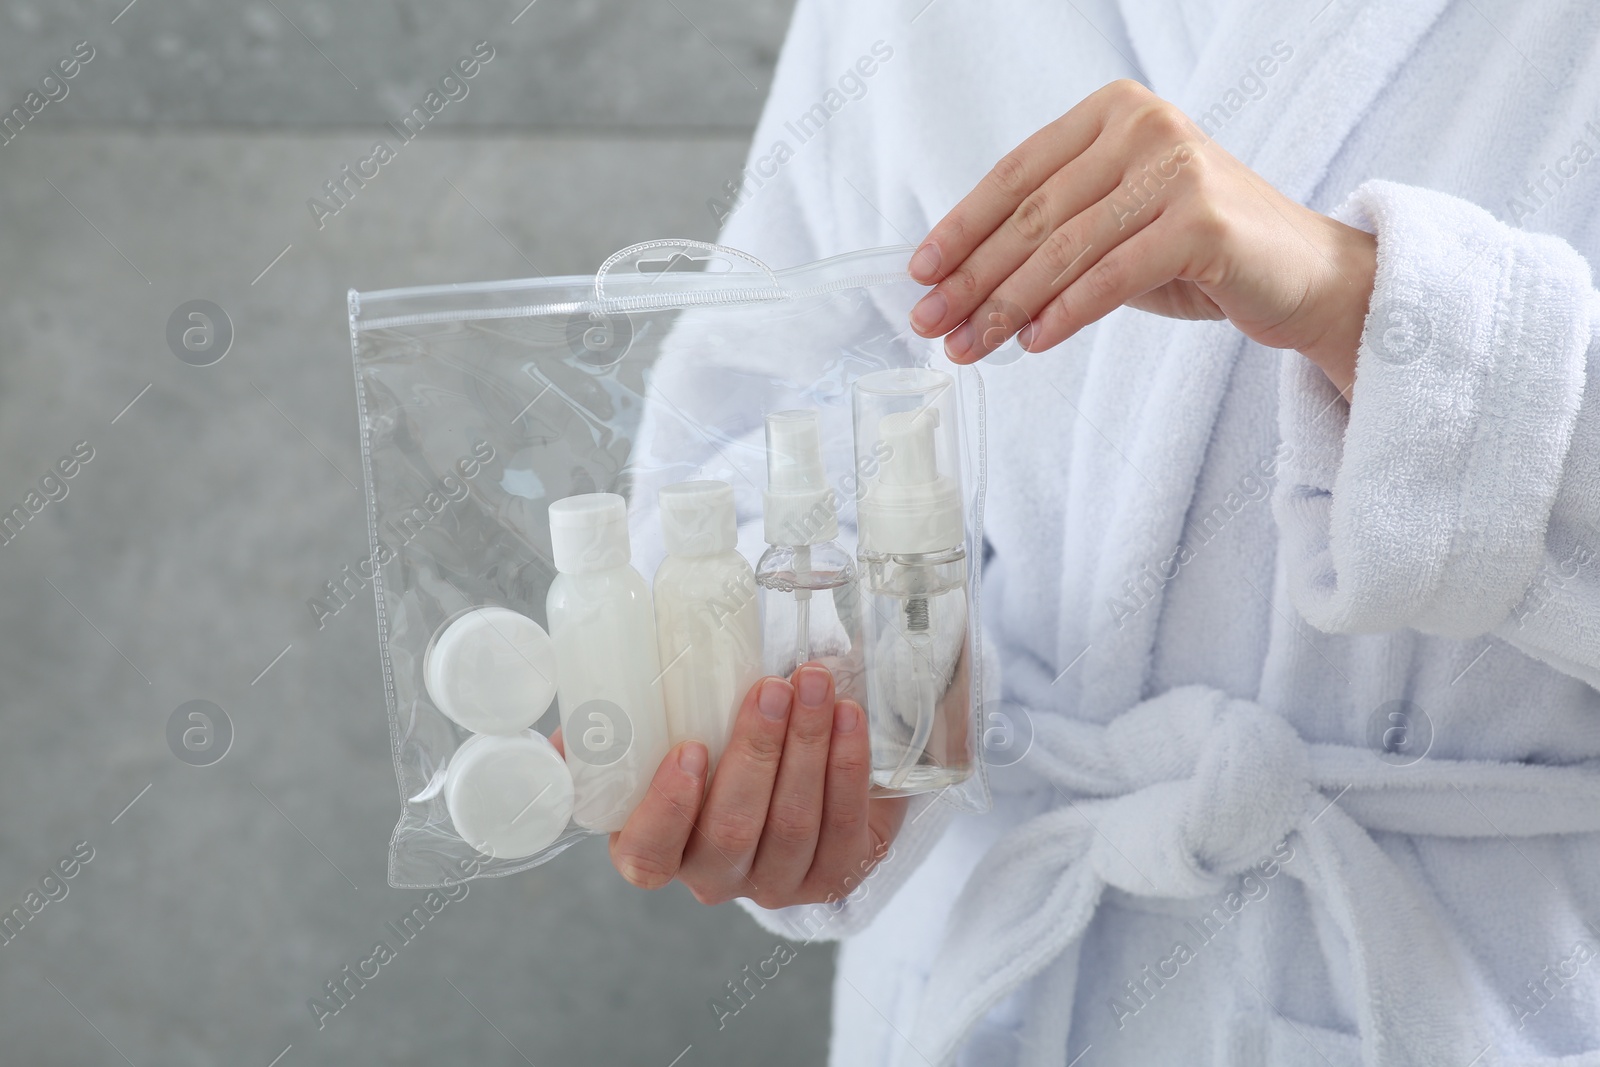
[348,240,991,888]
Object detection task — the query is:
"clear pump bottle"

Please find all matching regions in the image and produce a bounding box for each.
[755,410,865,704]
[545,493,671,832]
[854,369,973,794]
[654,480,762,774]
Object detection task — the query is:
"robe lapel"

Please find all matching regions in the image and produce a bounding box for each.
[1117,0,1215,97]
[1056,0,1455,721]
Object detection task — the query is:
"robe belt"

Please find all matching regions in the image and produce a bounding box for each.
[907,685,1600,1067]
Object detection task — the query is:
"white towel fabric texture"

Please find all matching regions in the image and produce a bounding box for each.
[637,0,1600,1064]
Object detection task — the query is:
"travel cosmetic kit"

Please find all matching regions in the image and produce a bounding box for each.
[349,241,990,886]
[427,370,973,860]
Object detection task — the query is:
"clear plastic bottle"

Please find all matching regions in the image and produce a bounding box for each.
[545,493,671,832]
[854,370,974,794]
[755,410,865,705]
[653,480,762,774]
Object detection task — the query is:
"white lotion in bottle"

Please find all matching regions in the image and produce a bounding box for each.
[754,410,865,704]
[546,493,670,832]
[653,480,761,774]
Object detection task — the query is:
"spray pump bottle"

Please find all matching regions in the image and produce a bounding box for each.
[754,410,864,703]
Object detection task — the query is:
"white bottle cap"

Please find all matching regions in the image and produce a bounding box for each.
[549,493,631,574]
[860,407,964,554]
[763,409,837,546]
[659,480,737,557]
[445,732,575,859]
[424,606,558,734]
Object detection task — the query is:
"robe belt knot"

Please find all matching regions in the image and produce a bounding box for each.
[1091,687,1311,898]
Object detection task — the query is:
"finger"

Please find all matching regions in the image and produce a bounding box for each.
[909,143,1126,340]
[679,676,793,902]
[945,164,1179,363]
[1021,220,1189,353]
[798,699,878,895]
[865,792,910,872]
[908,80,1150,286]
[748,664,836,896]
[609,741,708,889]
[548,727,563,758]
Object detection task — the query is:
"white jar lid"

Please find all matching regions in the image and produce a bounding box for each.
[424,606,558,734]
[445,732,574,859]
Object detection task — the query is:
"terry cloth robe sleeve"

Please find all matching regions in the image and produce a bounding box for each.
[705,0,959,942]
[1276,178,1600,687]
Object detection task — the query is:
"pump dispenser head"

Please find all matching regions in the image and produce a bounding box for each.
[659,480,737,557]
[763,409,837,546]
[854,369,965,556]
[879,408,940,488]
[549,493,631,574]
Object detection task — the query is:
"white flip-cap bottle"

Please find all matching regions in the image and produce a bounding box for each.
[654,481,761,773]
[754,410,865,703]
[545,493,670,832]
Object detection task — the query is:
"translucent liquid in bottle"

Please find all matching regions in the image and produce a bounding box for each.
[860,548,971,793]
[756,541,865,707]
[853,369,975,795]
[757,409,866,704]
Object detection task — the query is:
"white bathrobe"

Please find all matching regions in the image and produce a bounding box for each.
[682,1,1600,1064]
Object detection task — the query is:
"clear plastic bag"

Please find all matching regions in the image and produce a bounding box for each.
[348,240,991,888]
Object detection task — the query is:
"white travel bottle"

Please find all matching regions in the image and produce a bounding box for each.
[854,369,973,794]
[755,410,865,704]
[653,480,762,773]
[546,493,670,832]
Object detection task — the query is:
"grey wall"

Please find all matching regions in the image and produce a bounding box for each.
[0,0,787,129]
[0,3,836,1066]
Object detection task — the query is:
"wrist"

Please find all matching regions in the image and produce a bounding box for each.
[1294,217,1378,398]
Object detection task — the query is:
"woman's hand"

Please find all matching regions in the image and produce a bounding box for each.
[560,664,907,909]
[907,79,1376,396]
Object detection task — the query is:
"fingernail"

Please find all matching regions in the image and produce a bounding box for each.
[909,242,941,282]
[946,320,974,361]
[797,665,829,706]
[679,742,707,777]
[910,290,948,333]
[833,702,859,735]
[759,678,792,721]
[1018,322,1035,350]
